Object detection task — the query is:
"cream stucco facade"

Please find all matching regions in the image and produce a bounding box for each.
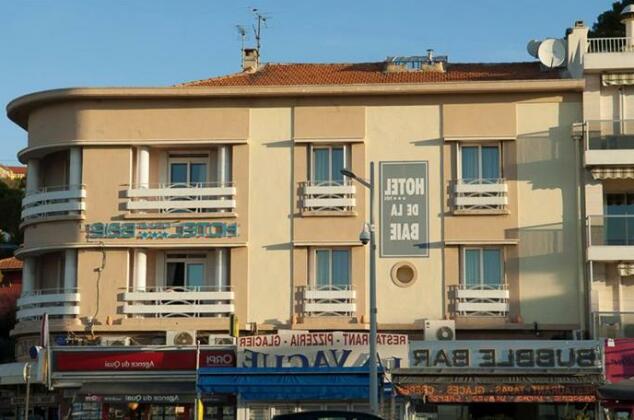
[6,70,586,356]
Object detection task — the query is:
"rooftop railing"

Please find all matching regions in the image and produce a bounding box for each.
[588,37,634,53]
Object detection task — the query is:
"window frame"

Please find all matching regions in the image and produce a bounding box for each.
[164,253,208,289]
[457,142,503,182]
[311,247,352,290]
[461,246,504,288]
[168,153,210,187]
[309,144,350,185]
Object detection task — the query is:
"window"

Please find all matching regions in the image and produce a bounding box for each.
[605,193,634,245]
[460,144,500,181]
[169,154,208,186]
[463,248,503,288]
[312,145,347,185]
[165,253,207,288]
[314,248,351,289]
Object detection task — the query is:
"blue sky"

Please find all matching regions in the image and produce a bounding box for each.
[0,1,611,163]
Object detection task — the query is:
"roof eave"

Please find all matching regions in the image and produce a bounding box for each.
[6,79,584,129]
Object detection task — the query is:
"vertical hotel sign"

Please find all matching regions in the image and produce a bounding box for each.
[380,161,428,257]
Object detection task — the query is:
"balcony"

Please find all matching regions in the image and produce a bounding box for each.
[584,120,634,172]
[593,311,634,338]
[587,215,634,261]
[302,285,356,317]
[585,38,634,71]
[124,182,236,215]
[16,288,81,321]
[301,181,356,214]
[449,284,509,317]
[121,285,234,318]
[453,179,508,214]
[21,185,86,221]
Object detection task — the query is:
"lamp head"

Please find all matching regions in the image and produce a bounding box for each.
[340,168,356,179]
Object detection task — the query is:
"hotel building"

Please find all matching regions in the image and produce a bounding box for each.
[5,43,595,418]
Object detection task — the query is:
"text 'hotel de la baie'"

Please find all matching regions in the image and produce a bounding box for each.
[8,7,634,420]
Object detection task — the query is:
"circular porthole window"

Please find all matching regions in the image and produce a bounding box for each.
[391,262,417,287]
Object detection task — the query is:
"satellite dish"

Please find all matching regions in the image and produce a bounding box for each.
[538,38,566,68]
[527,40,541,58]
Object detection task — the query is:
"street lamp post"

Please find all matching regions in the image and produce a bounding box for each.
[341,163,378,415]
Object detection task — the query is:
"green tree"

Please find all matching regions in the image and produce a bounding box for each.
[0,179,24,244]
[590,0,634,37]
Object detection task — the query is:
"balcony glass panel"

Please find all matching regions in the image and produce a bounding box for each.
[588,215,634,246]
[586,120,634,150]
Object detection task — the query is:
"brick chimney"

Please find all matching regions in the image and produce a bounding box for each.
[242,48,260,73]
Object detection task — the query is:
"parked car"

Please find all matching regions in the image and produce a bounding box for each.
[273,411,383,420]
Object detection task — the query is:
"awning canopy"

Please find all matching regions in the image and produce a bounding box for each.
[392,372,602,403]
[599,379,634,401]
[603,73,634,86]
[591,167,634,180]
[198,367,380,401]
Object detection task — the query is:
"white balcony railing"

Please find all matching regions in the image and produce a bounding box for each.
[587,37,634,54]
[21,185,86,221]
[125,182,236,214]
[301,181,356,213]
[452,284,509,317]
[453,178,508,212]
[16,288,81,320]
[122,285,234,318]
[303,285,356,317]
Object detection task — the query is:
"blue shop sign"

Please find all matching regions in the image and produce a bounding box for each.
[87,222,238,240]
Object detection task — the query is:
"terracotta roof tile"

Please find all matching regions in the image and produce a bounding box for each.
[0,165,26,175]
[179,62,561,87]
[0,257,22,271]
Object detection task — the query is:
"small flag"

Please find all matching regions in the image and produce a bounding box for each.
[40,313,49,348]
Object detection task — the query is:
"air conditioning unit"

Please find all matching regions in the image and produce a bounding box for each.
[208,335,236,346]
[166,331,196,346]
[100,336,131,346]
[424,320,455,341]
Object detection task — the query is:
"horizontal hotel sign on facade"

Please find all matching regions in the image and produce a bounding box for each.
[409,340,602,370]
[86,222,238,240]
[54,349,236,372]
[238,332,408,369]
[380,161,429,257]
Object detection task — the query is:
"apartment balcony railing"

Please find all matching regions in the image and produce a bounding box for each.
[587,38,634,54]
[21,185,86,221]
[583,120,634,168]
[453,178,508,212]
[124,182,236,214]
[301,181,356,213]
[16,288,81,321]
[587,215,634,246]
[121,285,234,318]
[449,284,509,317]
[592,311,634,339]
[303,285,356,317]
[587,215,634,261]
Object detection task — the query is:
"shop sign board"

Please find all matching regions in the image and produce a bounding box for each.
[604,338,634,382]
[395,383,597,403]
[409,340,602,370]
[238,331,408,369]
[86,221,238,240]
[379,161,428,257]
[54,349,235,372]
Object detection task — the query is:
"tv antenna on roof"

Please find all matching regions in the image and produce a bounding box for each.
[235,25,248,52]
[251,8,269,52]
